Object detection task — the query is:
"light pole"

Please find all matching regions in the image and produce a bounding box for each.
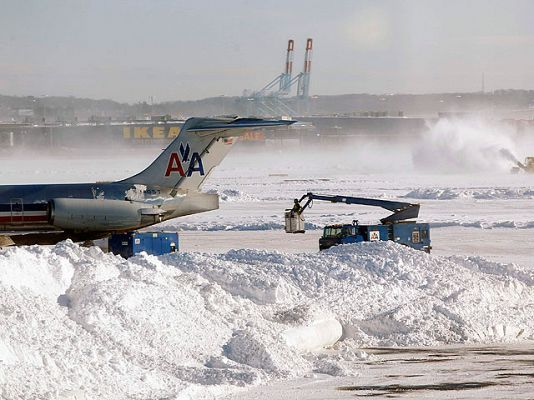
[40,94,48,123]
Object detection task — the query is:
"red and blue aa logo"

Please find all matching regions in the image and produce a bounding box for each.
[165,143,205,177]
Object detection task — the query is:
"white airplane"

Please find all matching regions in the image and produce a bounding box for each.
[0,116,293,245]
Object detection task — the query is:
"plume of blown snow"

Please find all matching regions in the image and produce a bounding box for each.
[413,118,518,173]
[499,148,520,164]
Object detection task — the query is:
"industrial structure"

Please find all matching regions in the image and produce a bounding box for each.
[241,38,313,117]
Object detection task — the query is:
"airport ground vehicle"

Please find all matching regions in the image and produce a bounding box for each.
[285,192,431,252]
[108,231,178,259]
[511,156,534,173]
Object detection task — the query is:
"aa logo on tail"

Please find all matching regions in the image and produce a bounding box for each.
[165,143,205,177]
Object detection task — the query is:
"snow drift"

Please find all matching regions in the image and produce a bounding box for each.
[404,187,534,200]
[0,241,532,399]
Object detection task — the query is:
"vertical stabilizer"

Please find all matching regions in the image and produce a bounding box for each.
[118,117,294,194]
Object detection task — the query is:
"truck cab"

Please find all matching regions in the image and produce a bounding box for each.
[319,224,363,250]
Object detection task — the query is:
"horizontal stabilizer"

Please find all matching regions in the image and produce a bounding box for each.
[186,117,294,135]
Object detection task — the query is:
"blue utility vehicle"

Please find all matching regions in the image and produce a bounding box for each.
[285,192,431,252]
[319,221,430,252]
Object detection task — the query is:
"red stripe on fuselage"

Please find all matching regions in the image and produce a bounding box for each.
[0,215,48,223]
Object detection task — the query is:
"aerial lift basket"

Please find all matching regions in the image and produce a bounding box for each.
[284,210,305,233]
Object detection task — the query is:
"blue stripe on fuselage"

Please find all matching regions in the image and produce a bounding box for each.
[0,203,48,212]
[0,182,135,204]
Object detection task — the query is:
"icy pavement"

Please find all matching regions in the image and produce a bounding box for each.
[227,344,534,400]
[0,241,532,399]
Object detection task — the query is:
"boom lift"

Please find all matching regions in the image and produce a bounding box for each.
[285,192,431,252]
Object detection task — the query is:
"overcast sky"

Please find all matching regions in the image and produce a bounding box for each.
[1,0,534,103]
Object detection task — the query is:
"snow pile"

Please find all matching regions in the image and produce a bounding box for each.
[169,244,533,346]
[404,188,467,200]
[431,219,534,229]
[0,241,533,399]
[404,187,534,200]
[206,189,258,203]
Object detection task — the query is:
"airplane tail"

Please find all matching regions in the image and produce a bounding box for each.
[118,117,293,195]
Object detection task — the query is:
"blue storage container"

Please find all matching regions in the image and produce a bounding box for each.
[108,231,179,259]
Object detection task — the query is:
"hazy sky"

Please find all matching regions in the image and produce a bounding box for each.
[1,0,534,102]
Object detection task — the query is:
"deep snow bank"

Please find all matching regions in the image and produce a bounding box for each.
[0,241,532,399]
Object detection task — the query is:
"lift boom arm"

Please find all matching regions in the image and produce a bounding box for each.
[296,192,420,224]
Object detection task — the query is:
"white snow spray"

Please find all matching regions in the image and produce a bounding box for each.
[412,117,518,173]
[499,148,520,164]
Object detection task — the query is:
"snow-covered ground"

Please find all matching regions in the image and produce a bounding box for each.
[1,119,534,399]
[1,241,532,399]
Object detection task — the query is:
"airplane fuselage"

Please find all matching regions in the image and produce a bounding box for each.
[0,182,169,231]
